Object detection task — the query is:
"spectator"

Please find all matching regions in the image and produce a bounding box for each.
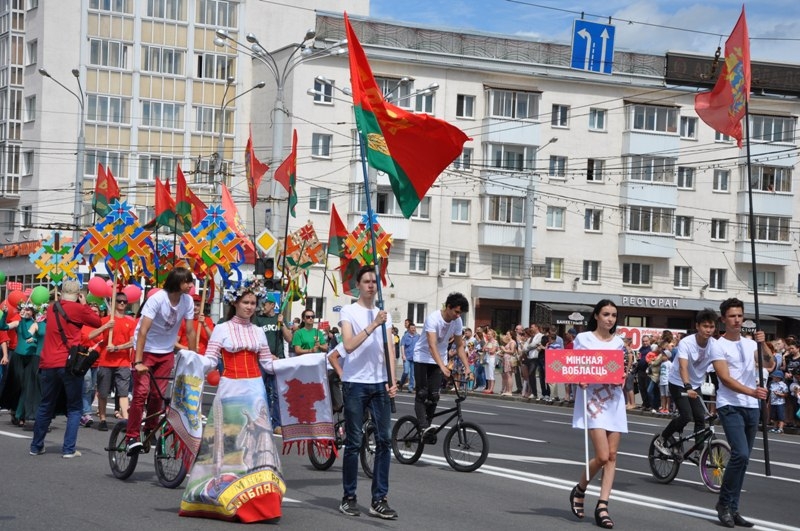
[768,370,788,434]
[482,329,498,394]
[398,323,419,393]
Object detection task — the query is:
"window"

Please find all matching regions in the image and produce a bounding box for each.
[451,199,470,222]
[749,271,776,294]
[488,143,537,172]
[142,46,184,75]
[142,101,183,130]
[309,187,330,212]
[194,106,232,134]
[355,186,402,216]
[25,39,36,66]
[87,95,130,125]
[750,114,795,143]
[749,165,791,193]
[548,155,567,178]
[486,196,523,224]
[28,0,39,9]
[312,78,333,104]
[24,95,35,122]
[713,169,729,192]
[304,297,325,318]
[587,159,604,182]
[138,155,179,182]
[196,53,234,81]
[197,0,237,28]
[627,155,676,182]
[584,209,602,232]
[710,268,726,290]
[375,76,412,108]
[2,210,15,230]
[311,133,333,158]
[623,263,651,286]
[409,249,428,273]
[20,205,32,228]
[674,266,691,288]
[491,253,522,278]
[411,197,431,220]
[89,39,129,69]
[675,216,692,239]
[407,302,426,326]
[626,206,674,234]
[583,260,600,282]
[22,150,33,175]
[545,257,563,280]
[715,131,733,142]
[551,104,569,127]
[679,116,697,139]
[546,206,565,229]
[453,147,473,171]
[147,0,184,20]
[711,219,728,241]
[449,251,468,275]
[677,167,695,189]
[89,0,130,13]
[456,94,475,118]
[746,215,790,243]
[488,89,539,120]
[588,108,606,131]
[629,104,678,133]
[414,92,434,114]
[85,150,127,179]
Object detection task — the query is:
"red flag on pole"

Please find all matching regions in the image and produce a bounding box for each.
[327,203,348,258]
[144,177,177,229]
[175,165,207,229]
[274,129,298,217]
[92,163,121,216]
[245,125,269,209]
[694,7,750,148]
[221,183,256,264]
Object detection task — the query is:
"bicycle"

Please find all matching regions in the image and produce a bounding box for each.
[308,408,376,478]
[391,376,489,472]
[647,398,731,492]
[106,373,188,488]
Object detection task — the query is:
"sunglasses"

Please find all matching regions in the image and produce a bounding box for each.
[117,300,128,304]
[303,315,315,319]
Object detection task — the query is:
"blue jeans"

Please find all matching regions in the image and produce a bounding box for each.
[717,405,759,512]
[82,367,98,416]
[31,367,83,455]
[342,381,391,502]
[399,359,415,390]
[262,372,281,428]
[474,363,486,389]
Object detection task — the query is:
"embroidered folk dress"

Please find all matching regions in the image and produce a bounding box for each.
[180,316,285,523]
[571,331,628,433]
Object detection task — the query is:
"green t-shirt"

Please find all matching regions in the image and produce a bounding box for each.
[251,313,285,359]
[291,326,325,354]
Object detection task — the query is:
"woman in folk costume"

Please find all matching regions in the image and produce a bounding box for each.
[180,277,284,523]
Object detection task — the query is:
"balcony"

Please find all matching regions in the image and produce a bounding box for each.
[736,190,793,217]
[618,232,675,258]
[622,130,680,155]
[619,180,677,207]
[478,222,525,247]
[734,240,792,266]
[482,117,541,146]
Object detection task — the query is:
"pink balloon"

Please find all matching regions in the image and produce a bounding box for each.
[88,276,110,298]
[122,284,142,303]
[189,286,197,297]
[146,287,162,299]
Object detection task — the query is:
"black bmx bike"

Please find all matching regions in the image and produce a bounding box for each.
[391,377,489,472]
[308,408,376,478]
[106,374,189,488]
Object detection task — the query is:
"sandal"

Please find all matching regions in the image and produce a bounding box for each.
[595,500,614,529]
[569,483,586,519]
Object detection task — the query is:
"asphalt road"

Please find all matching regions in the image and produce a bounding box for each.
[0,390,796,530]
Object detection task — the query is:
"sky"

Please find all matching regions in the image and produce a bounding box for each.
[368,0,800,64]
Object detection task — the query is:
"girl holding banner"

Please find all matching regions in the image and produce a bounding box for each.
[568,299,626,530]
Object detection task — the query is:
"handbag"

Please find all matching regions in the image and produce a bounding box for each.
[54,302,99,377]
[700,375,716,397]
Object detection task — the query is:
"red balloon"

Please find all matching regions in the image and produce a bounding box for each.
[7,290,25,308]
[146,287,162,299]
[88,276,111,298]
[206,370,220,386]
[122,284,142,303]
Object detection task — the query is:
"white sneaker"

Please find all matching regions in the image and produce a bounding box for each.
[62,451,82,459]
[653,437,671,456]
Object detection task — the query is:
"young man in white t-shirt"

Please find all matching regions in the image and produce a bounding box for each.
[709,298,768,528]
[329,265,397,520]
[413,292,473,439]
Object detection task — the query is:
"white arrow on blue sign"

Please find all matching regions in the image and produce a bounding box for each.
[571,20,615,75]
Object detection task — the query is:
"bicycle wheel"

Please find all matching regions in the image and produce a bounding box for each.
[699,439,730,493]
[360,422,376,478]
[107,420,138,480]
[154,425,188,488]
[443,421,489,472]
[647,434,681,484]
[391,415,424,464]
[308,440,337,470]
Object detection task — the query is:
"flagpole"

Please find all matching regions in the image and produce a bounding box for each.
[743,101,770,476]
[280,194,292,313]
[358,132,395,413]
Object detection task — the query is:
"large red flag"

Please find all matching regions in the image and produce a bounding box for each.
[155,177,176,224]
[327,203,348,258]
[694,7,750,148]
[274,129,298,217]
[345,13,469,218]
[175,165,207,229]
[221,183,256,264]
[92,163,121,216]
[245,125,269,209]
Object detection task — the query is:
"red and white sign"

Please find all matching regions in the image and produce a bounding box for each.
[615,326,686,350]
[545,349,625,385]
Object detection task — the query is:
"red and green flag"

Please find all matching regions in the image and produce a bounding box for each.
[345,13,470,218]
[175,164,207,230]
[245,125,269,209]
[274,128,298,217]
[92,163,121,217]
[327,203,348,258]
[695,7,750,148]
[144,177,176,229]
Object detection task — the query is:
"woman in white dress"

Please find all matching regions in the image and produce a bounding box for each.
[568,299,625,529]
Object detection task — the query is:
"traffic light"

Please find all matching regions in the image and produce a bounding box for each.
[263,258,276,290]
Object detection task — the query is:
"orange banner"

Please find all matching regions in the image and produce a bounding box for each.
[545,349,624,385]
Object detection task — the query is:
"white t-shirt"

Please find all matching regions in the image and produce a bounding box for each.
[413,310,463,365]
[668,335,715,388]
[134,290,194,354]
[338,302,393,384]
[709,335,759,409]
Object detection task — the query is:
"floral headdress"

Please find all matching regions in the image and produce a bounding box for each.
[17,301,35,312]
[222,273,268,305]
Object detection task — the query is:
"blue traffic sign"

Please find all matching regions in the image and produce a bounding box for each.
[571,20,615,75]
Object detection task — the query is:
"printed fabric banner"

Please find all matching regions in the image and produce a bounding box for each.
[545,349,625,385]
[168,350,210,467]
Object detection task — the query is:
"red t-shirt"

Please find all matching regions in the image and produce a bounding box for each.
[98,314,136,367]
[40,301,102,369]
[177,316,214,354]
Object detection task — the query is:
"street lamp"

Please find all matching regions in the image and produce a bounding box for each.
[214,78,266,193]
[521,137,558,327]
[215,29,346,232]
[39,67,85,245]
